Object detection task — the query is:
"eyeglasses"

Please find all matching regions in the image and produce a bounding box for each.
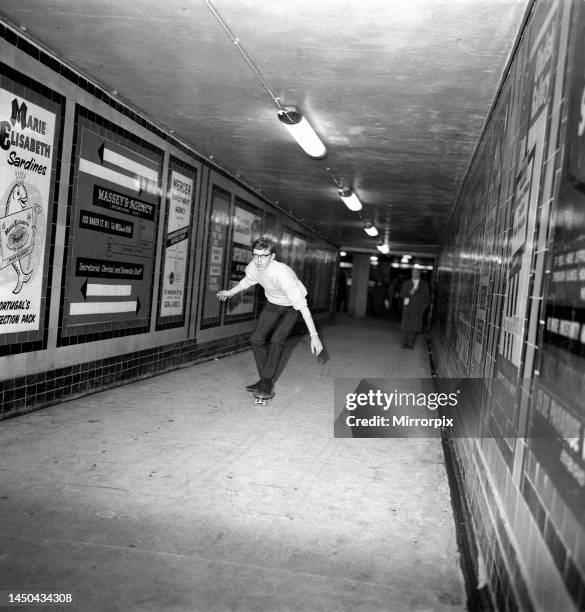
[252,253,272,261]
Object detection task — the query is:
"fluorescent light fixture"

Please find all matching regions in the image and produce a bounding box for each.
[338,187,363,212]
[369,256,378,262]
[377,244,390,254]
[277,107,327,159]
[364,224,378,237]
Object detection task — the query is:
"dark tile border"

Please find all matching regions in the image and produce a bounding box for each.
[0,333,251,420]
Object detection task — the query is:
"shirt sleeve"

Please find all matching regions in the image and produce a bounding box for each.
[238,261,258,290]
[280,266,308,310]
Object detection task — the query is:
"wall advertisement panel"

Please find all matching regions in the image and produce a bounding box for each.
[224,199,261,323]
[499,153,535,369]
[200,185,230,329]
[59,107,163,343]
[527,0,585,526]
[0,67,63,354]
[157,158,197,328]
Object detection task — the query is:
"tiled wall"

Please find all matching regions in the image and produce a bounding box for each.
[434,1,584,610]
[0,21,335,419]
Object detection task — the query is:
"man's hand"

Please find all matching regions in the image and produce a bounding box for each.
[310,334,323,356]
[216,290,231,301]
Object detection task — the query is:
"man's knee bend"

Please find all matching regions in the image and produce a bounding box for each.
[270,335,287,349]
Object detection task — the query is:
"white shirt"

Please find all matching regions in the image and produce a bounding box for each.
[238,260,308,310]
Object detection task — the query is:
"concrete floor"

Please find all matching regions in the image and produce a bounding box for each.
[0,315,465,611]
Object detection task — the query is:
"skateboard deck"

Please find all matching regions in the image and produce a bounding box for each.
[254,392,274,405]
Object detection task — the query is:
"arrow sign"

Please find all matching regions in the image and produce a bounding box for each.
[101,145,158,184]
[80,280,132,299]
[79,158,140,193]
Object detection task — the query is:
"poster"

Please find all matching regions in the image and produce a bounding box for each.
[158,161,196,323]
[59,107,162,342]
[224,201,261,321]
[528,0,584,525]
[0,78,62,349]
[499,155,535,368]
[200,186,230,328]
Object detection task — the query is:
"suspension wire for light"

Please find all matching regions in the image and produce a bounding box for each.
[204,0,327,158]
[205,0,283,111]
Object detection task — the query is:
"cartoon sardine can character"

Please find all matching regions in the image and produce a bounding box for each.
[4,181,32,294]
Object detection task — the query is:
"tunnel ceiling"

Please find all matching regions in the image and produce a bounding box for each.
[0,0,529,255]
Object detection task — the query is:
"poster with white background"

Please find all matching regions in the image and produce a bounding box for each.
[160,170,193,317]
[0,90,55,335]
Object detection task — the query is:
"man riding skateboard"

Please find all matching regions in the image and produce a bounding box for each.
[217,237,323,398]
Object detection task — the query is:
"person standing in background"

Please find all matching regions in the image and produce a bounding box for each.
[399,267,430,349]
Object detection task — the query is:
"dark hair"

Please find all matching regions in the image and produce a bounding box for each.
[251,237,277,255]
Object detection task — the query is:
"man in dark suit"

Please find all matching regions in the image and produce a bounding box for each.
[399,268,430,349]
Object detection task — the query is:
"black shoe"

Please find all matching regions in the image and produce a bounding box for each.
[258,379,273,397]
[245,379,262,392]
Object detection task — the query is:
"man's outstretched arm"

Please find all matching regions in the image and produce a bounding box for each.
[217,279,248,301]
[299,305,323,356]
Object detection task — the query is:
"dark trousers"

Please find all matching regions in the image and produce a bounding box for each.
[250,302,299,381]
[403,331,418,349]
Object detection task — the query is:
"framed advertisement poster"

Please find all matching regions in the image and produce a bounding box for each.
[156,157,197,330]
[200,185,230,329]
[224,197,262,324]
[0,64,64,356]
[58,106,163,345]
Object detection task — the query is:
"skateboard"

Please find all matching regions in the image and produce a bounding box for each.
[254,391,274,406]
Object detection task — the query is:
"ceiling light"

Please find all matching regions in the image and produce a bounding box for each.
[326,170,363,212]
[277,108,327,159]
[337,187,363,211]
[377,244,390,254]
[364,224,378,237]
[205,0,326,159]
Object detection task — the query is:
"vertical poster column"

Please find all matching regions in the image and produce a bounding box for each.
[157,157,197,329]
[495,4,560,456]
[224,198,262,324]
[499,154,534,369]
[529,0,585,526]
[200,185,230,329]
[58,107,163,344]
[0,67,64,355]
